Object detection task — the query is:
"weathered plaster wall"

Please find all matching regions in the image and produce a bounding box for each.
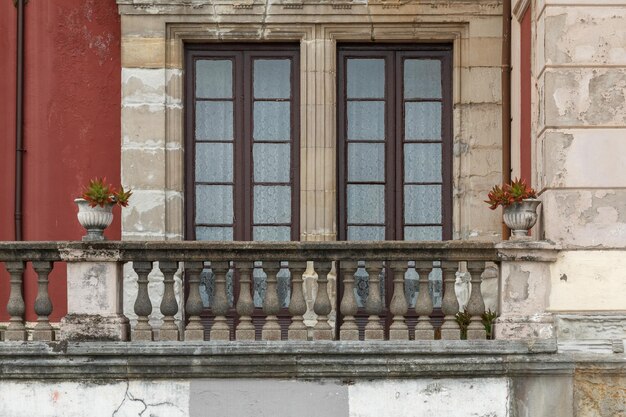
[549,251,626,312]
[535,2,626,249]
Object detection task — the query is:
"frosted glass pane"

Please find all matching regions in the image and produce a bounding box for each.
[348,143,384,182]
[253,226,291,241]
[405,102,441,140]
[404,185,442,224]
[347,59,385,99]
[196,226,233,241]
[254,186,291,224]
[404,143,442,183]
[254,59,291,99]
[196,143,233,183]
[404,226,442,241]
[253,143,290,183]
[196,101,233,141]
[347,226,385,241]
[254,102,290,141]
[195,185,233,224]
[404,59,442,99]
[347,101,385,140]
[347,184,384,224]
[196,60,232,99]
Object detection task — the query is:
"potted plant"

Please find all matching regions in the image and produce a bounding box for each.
[75,178,132,241]
[485,178,541,239]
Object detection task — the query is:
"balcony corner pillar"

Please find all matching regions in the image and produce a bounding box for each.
[494,241,560,340]
[60,252,129,341]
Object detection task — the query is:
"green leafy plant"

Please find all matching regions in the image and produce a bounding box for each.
[82,177,132,208]
[485,178,537,210]
[455,308,499,340]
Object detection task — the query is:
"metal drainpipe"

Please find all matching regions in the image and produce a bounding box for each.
[14,0,26,241]
[501,0,512,240]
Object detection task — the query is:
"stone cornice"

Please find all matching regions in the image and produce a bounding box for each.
[3,339,607,381]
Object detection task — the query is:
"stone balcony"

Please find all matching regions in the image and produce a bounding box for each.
[0,240,561,343]
[1,241,625,417]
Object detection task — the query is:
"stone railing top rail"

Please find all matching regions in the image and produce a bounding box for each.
[0,240,500,262]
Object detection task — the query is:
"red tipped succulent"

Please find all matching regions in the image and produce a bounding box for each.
[82,177,133,208]
[485,178,536,210]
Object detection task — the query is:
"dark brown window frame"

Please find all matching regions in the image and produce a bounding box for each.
[184,43,301,242]
[336,44,453,338]
[337,43,453,242]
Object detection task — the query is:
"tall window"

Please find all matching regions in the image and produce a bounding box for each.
[337,44,452,242]
[337,45,452,334]
[185,44,300,242]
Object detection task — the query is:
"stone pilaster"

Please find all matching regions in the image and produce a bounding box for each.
[494,241,560,340]
[60,259,129,341]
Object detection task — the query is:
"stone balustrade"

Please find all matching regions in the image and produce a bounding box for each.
[0,241,513,342]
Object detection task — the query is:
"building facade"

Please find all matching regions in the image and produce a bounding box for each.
[0,0,624,416]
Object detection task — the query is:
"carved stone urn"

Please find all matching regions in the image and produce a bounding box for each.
[74,198,114,241]
[503,199,541,239]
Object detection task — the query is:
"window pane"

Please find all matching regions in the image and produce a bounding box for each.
[404,185,442,224]
[253,102,290,141]
[347,184,385,224]
[196,143,233,183]
[254,59,291,99]
[405,102,441,140]
[196,60,232,99]
[347,59,385,99]
[347,101,385,140]
[404,143,442,183]
[253,226,291,241]
[348,143,385,182]
[253,143,290,183]
[404,59,442,99]
[253,185,291,224]
[404,226,442,241]
[195,185,233,224]
[196,101,233,141]
[196,226,233,241]
[347,226,385,241]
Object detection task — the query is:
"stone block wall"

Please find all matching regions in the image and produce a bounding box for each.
[528,0,626,341]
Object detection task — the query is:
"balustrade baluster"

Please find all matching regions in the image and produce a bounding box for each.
[288,261,308,341]
[339,260,359,340]
[210,261,231,341]
[236,262,256,341]
[466,261,487,340]
[440,261,461,340]
[262,263,282,341]
[364,262,384,340]
[158,261,180,341]
[132,261,154,341]
[313,261,333,340]
[389,261,409,340]
[4,261,26,341]
[32,261,54,341]
[414,261,435,340]
[184,261,205,341]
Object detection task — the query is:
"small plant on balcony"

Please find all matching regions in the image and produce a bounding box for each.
[455,308,499,340]
[485,178,541,239]
[485,178,536,210]
[75,178,132,241]
[82,177,132,208]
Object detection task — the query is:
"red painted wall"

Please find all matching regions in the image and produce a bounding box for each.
[520,7,532,184]
[1,0,121,322]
